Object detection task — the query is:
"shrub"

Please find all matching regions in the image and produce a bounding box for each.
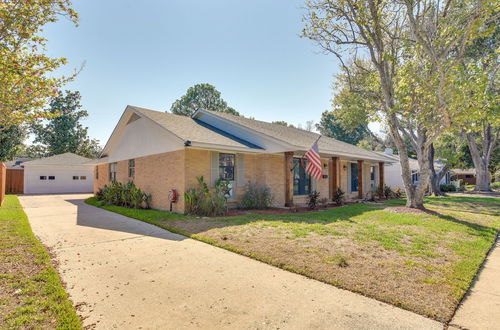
[184,176,228,217]
[440,184,457,192]
[383,185,393,199]
[240,182,273,209]
[393,187,404,198]
[307,190,321,209]
[491,182,500,190]
[99,181,151,209]
[332,188,345,205]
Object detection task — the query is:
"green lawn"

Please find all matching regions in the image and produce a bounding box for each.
[0,196,81,329]
[86,196,500,322]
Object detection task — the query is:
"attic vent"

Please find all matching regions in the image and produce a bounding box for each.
[127,113,141,125]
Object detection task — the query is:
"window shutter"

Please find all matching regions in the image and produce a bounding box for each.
[211,151,219,187]
[236,154,245,187]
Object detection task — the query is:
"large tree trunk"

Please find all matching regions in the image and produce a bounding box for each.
[428,144,447,196]
[465,125,496,192]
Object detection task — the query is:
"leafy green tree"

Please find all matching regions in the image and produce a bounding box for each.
[303,0,493,208]
[316,111,369,145]
[0,0,79,128]
[30,91,101,158]
[170,83,240,117]
[0,125,26,161]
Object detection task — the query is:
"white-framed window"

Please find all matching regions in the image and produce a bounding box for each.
[109,163,117,182]
[40,176,47,180]
[219,153,235,181]
[73,176,79,180]
[48,176,55,180]
[128,159,135,178]
[80,176,86,180]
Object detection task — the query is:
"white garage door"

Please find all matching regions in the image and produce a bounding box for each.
[24,166,94,194]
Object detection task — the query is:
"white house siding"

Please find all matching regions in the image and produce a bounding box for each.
[106,116,184,163]
[24,165,93,194]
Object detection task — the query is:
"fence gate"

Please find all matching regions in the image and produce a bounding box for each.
[6,169,24,194]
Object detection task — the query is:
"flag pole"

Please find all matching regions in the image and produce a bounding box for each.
[290,135,322,172]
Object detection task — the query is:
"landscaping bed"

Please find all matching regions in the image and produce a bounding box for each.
[0,195,81,329]
[86,196,500,323]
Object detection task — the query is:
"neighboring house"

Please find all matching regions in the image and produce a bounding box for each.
[378,149,450,189]
[94,106,395,213]
[23,153,94,194]
[450,168,477,185]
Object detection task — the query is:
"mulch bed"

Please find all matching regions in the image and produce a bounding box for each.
[225,202,357,216]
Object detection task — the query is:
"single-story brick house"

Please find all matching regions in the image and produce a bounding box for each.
[94,106,395,213]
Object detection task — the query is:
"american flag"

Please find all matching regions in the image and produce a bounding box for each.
[305,140,323,181]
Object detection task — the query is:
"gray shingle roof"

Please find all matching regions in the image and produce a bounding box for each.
[130,106,262,150]
[23,153,93,166]
[203,110,393,161]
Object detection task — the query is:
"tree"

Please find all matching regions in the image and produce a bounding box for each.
[30,91,101,158]
[455,20,500,191]
[170,83,240,117]
[0,125,26,161]
[316,111,370,145]
[0,0,79,128]
[303,0,493,208]
[272,120,294,127]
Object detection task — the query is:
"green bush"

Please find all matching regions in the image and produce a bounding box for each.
[307,190,321,209]
[491,182,500,190]
[332,187,345,205]
[97,181,151,209]
[440,184,457,192]
[241,182,273,209]
[393,187,404,198]
[184,176,228,216]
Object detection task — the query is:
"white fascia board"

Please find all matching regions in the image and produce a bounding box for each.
[188,142,263,154]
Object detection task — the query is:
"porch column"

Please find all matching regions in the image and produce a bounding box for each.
[379,162,384,191]
[329,156,339,200]
[284,152,294,206]
[357,160,363,199]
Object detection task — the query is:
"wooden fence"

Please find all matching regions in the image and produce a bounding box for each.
[0,163,5,206]
[6,169,24,194]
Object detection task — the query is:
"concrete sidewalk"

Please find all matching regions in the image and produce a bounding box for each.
[19,194,443,330]
[451,234,500,330]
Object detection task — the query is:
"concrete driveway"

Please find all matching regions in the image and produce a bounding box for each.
[19,194,442,330]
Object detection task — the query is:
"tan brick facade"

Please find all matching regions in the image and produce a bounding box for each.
[93,148,382,213]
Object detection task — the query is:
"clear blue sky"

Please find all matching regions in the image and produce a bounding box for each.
[43,0,341,144]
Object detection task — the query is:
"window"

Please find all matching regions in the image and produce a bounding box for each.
[293,158,311,195]
[370,166,376,189]
[109,163,117,182]
[80,176,86,180]
[40,176,47,180]
[411,171,420,184]
[219,153,235,180]
[350,163,358,192]
[48,176,55,180]
[96,166,99,179]
[73,176,79,180]
[128,159,135,178]
[465,174,473,179]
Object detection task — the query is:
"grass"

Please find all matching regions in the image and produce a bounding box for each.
[0,195,81,329]
[86,195,500,323]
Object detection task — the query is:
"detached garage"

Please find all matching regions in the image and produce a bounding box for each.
[23,153,94,194]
